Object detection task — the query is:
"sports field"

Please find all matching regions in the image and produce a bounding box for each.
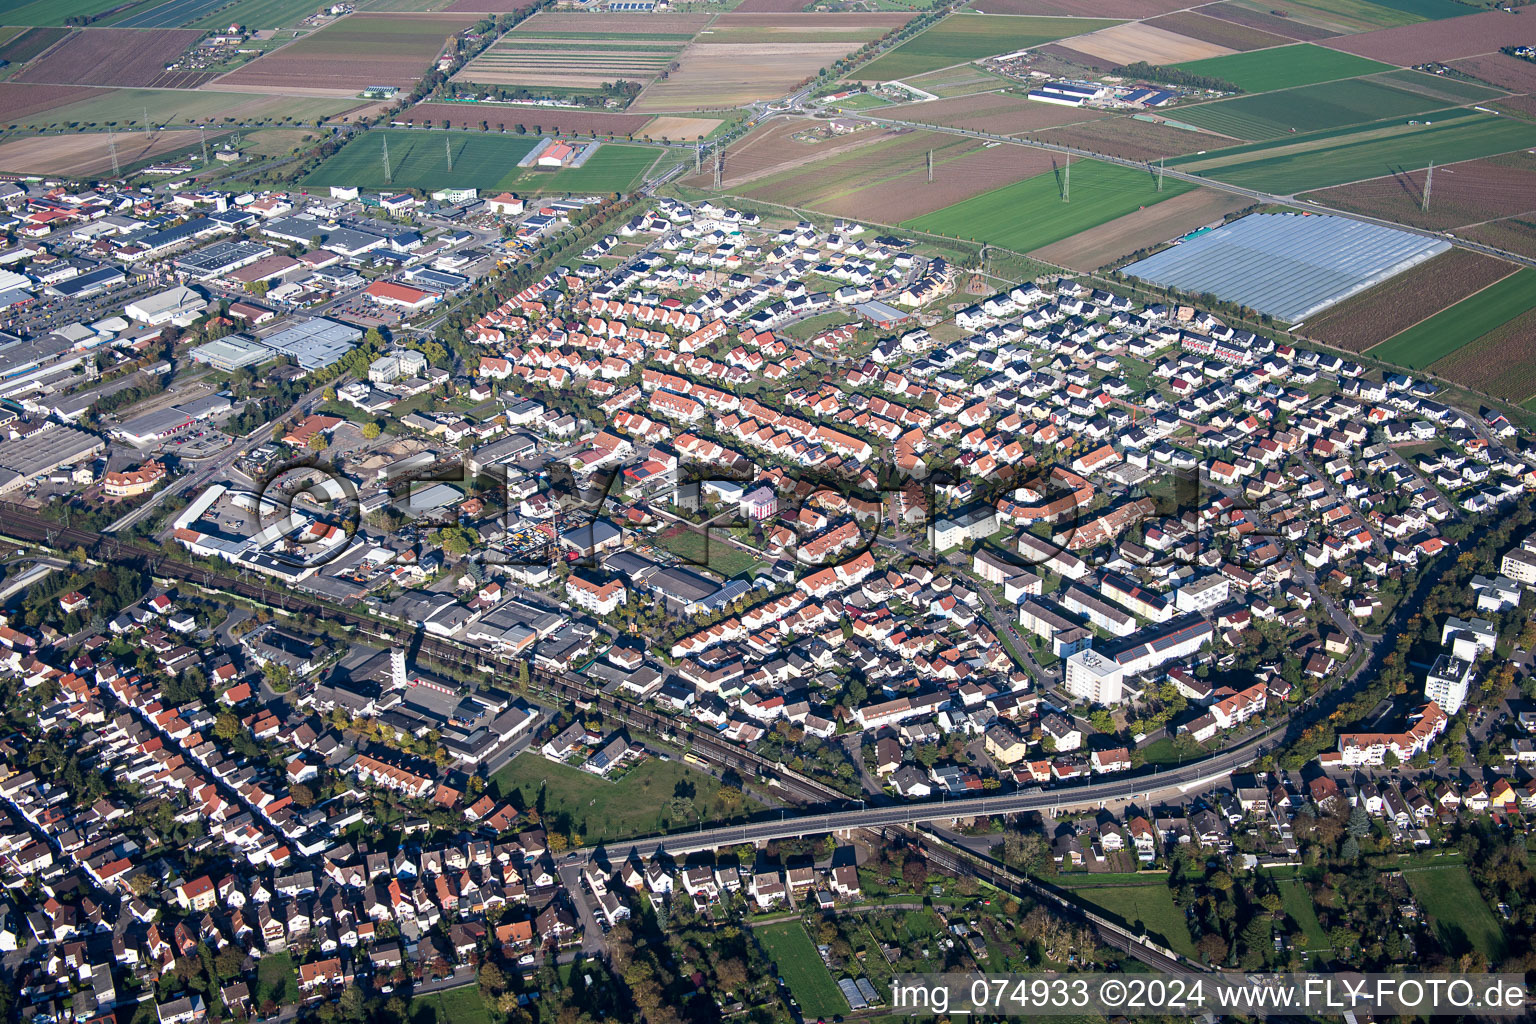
[755,921,848,1019]
[1173,108,1536,194]
[1402,861,1507,962]
[302,129,660,192]
[1175,43,1396,92]
[1368,268,1536,368]
[854,12,1118,81]
[1172,76,1449,140]
[903,158,1192,253]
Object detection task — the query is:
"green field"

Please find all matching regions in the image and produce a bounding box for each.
[302,129,660,193]
[1054,880,1197,958]
[855,12,1118,81]
[756,921,849,1019]
[1370,68,1507,103]
[185,0,333,30]
[0,0,123,25]
[490,749,752,842]
[1173,77,1449,140]
[1175,44,1396,93]
[1402,862,1507,961]
[410,986,493,1024]
[1354,0,1475,19]
[903,158,1192,253]
[1173,108,1536,193]
[654,526,763,578]
[0,25,66,64]
[255,952,299,1006]
[1369,267,1536,367]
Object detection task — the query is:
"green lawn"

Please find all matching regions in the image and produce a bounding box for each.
[1056,881,1197,958]
[1175,44,1396,93]
[653,525,762,577]
[1172,77,1448,141]
[1369,268,1536,367]
[410,986,493,1024]
[856,12,1118,81]
[1266,874,1329,951]
[302,129,660,193]
[1402,861,1507,961]
[255,952,299,1007]
[489,749,752,842]
[1173,108,1536,194]
[903,158,1191,253]
[756,920,849,1019]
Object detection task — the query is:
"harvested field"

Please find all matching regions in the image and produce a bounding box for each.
[1305,151,1536,249]
[1033,43,1118,72]
[13,28,202,87]
[217,13,474,91]
[1202,3,1341,41]
[1299,248,1516,352]
[0,128,214,176]
[1037,115,1216,160]
[1431,306,1536,401]
[854,13,1113,81]
[1494,93,1536,121]
[701,12,909,43]
[1450,52,1536,93]
[509,11,712,34]
[679,117,895,188]
[456,40,684,90]
[730,129,986,208]
[1059,22,1235,65]
[633,42,867,110]
[638,115,721,140]
[1143,12,1294,51]
[884,90,1107,133]
[401,102,653,135]
[1029,188,1250,270]
[798,142,1062,221]
[0,25,69,65]
[0,83,106,125]
[966,0,1192,16]
[445,0,537,9]
[1323,9,1533,64]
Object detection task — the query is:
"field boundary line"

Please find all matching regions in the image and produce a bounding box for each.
[1360,263,1524,354]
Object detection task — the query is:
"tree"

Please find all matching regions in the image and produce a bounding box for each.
[902,854,927,889]
[362,421,382,440]
[214,712,240,742]
[308,433,329,452]
[291,783,316,808]
[1196,932,1228,964]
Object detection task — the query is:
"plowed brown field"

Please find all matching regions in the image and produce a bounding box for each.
[1324,10,1532,64]
[884,91,1108,134]
[1143,12,1294,51]
[1037,116,1216,160]
[14,28,203,88]
[1431,307,1536,401]
[1449,52,1536,93]
[1203,3,1339,41]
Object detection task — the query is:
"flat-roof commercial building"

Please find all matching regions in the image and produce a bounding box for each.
[126,286,208,327]
[174,239,275,281]
[0,425,104,493]
[1123,213,1450,324]
[257,317,362,372]
[191,336,271,372]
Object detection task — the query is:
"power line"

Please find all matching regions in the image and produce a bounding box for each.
[198,125,207,164]
[445,133,453,172]
[382,134,392,185]
[1062,154,1070,203]
[108,132,119,178]
[712,144,722,189]
[1422,161,1433,213]
[1157,157,1164,193]
[927,148,933,184]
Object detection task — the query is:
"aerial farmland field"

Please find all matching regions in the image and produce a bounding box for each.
[853,12,1117,81]
[216,12,476,92]
[1172,109,1536,194]
[13,28,207,88]
[1171,77,1452,140]
[1174,43,1395,92]
[1299,249,1517,352]
[1304,150,1536,259]
[902,157,1193,253]
[1367,267,1536,369]
[302,128,660,192]
[1322,9,1533,64]
[0,85,365,130]
[0,0,125,25]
